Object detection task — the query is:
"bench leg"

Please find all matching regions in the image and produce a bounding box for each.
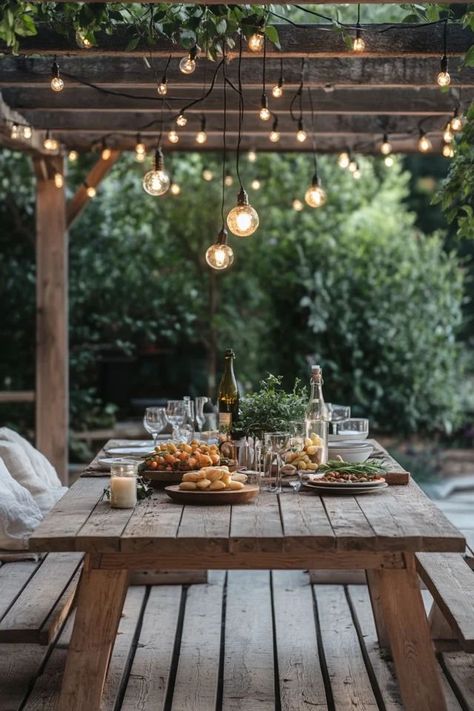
[376,555,447,711]
[58,555,129,711]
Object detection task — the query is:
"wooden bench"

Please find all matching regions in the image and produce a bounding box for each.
[416,551,474,652]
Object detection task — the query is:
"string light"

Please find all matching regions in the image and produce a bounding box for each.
[450,109,463,132]
[135,134,146,162]
[353,165,361,180]
[272,58,284,98]
[353,4,365,52]
[296,119,307,143]
[176,113,187,127]
[85,183,96,198]
[168,129,179,144]
[443,121,454,143]
[179,47,198,75]
[196,115,207,144]
[22,126,32,139]
[418,129,432,153]
[54,172,64,189]
[224,173,234,187]
[158,55,171,96]
[101,140,112,161]
[142,147,170,196]
[437,23,450,86]
[259,96,271,122]
[75,30,93,49]
[68,150,78,162]
[338,151,350,169]
[292,198,304,212]
[442,142,454,158]
[206,228,234,270]
[247,30,265,53]
[247,149,257,163]
[251,178,261,191]
[43,131,58,151]
[380,133,392,155]
[202,168,214,181]
[227,188,259,237]
[50,59,64,92]
[170,180,181,195]
[269,117,280,143]
[10,123,20,139]
[348,159,358,173]
[384,155,394,167]
[305,174,327,208]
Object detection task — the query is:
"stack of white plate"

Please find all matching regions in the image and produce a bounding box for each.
[327,440,373,463]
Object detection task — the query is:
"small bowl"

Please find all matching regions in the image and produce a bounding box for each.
[328,441,373,463]
[332,418,369,441]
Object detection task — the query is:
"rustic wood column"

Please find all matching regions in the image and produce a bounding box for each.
[34,155,68,483]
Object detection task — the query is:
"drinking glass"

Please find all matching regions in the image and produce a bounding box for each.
[334,417,369,440]
[166,400,186,441]
[179,398,195,442]
[326,404,351,434]
[143,407,167,447]
[194,396,208,432]
[262,432,290,493]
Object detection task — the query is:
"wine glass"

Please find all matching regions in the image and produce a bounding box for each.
[194,396,208,432]
[143,407,167,448]
[166,400,186,441]
[262,432,290,493]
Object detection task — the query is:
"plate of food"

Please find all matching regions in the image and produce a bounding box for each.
[165,467,257,505]
[139,440,237,486]
[303,460,387,495]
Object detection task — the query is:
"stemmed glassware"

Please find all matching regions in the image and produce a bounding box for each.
[262,432,290,493]
[166,400,186,441]
[143,407,167,448]
[194,396,208,432]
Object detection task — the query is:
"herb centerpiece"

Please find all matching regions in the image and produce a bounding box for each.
[238,374,307,439]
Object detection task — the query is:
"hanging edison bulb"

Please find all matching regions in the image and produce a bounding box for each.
[176,113,187,127]
[380,133,392,156]
[179,47,198,75]
[54,172,64,189]
[135,135,146,162]
[85,183,96,198]
[205,228,234,271]
[352,165,361,180]
[305,173,327,208]
[450,110,463,132]
[50,60,64,92]
[101,141,112,161]
[170,181,181,195]
[296,119,307,143]
[259,94,271,122]
[418,130,432,153]
[272,80,283,98]
[442,142,454,158]
[436,56,450,87]
[196,116,207,144]
[251,178,261,191]
[292,198,304,212]
[247,31,265,53]
[68,150,78,162]
[43,131,58,151]
[22,125,32,139]
[384,155,394,167]
[353,29,365,52]
[227,188,259,237]
[269,117,280,143]
[224,173,234,187]
[348,159,358,173]
[338,151,350,169]
[10,123,20,139]
[247,149,257,163]
[168,129,179,144]
[202,168,214,181]
[142,148,170,196]
[157,78,168,96]
[443,122,454,143]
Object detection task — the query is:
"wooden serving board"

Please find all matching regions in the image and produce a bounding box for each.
[164,484,259,506]
[141,470,183,487]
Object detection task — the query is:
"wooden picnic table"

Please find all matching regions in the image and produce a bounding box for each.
[29,440,465,711]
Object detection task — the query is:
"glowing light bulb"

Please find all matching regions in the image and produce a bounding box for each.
[247,32,265,53]
[43,135,59,151]
[296,128,307,143]
[170,181,181,195]
[247,150,257,163]
[202,168,214,182]
[353,168,361,180]
[176,113,187,127]
[353,35,365,52]
[450,113,463,132]
[50,76,64,93]
[259,106,271,122]
[86,185,96,198]
[10,123,20,139]
[76,30,93,49]
[135,140,146,162]
[157,80,168,96]
[269,130,280,143]
[304,176,327,208]
[22,125,32,139]
[179,55,196,75]
[142,149,170,196]
[437,70,450,87]
[54,172,64,189]
[338,151,350,169]
[227,189,259,237]
[348,160,358,173]
[205,230,234,271]
[168,130,179,144]
[272,83,283,98]
[101,147,112,160]
[384,155,394,167]
[292,198,304,212]
[68,150,78,162]
[443,123,454,143]
[196,130,207,144]
[380,135,392,155]
[224,173,234,187]
[251,178,261,191]
[442,142,454,158]
[418,133,432,153]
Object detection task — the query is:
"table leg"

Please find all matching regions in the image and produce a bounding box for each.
[58,555,129,711]
[376,555,447,711]
[366,570,391,651]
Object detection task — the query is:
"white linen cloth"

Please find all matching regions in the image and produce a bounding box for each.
[0,458,43,550]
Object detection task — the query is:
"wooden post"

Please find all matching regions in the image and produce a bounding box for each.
[34,155,69,483]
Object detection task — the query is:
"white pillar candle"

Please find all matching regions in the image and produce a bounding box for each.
[110,462,137,508]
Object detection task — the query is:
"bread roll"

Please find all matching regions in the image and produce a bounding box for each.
[196,478,211,490]
[227,480,244,490]
[209,479,226,491]
[179,481,197,490]
[182,471,200,482]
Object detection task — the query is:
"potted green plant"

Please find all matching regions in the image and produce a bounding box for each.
[238,374,307,440]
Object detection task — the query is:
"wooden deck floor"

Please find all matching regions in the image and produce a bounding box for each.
[1,571,473,711]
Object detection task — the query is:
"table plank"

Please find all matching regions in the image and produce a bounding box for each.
[29,478,107,552]
[230,493,284,554]
[120,490,183,553]
[321,495,377,550]
[278,493,335,551]
[178,504,231,552]
[75,499,136,552]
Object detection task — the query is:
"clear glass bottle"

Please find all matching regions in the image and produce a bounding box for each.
[304,365,328,465]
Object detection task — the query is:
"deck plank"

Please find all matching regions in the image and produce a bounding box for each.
[0,559,41,620]
[170,571,225,711]
[273,571,328,710]
[315,584,379,709]
[441,652,474,710]
[223,571,275,710]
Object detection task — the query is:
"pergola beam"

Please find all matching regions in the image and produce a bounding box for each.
[66,149,121,227]
[3,23,471,58]
[0,92,46,153]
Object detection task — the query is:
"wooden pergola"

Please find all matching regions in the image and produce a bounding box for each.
[0,3,472,482]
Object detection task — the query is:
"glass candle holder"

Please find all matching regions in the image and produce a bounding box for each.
[110,462,137,508]
[304,419,328,465]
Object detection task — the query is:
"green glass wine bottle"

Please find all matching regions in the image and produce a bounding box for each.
[217,349,239,434]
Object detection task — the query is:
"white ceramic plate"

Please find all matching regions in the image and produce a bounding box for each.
[327,442,374,463]
[304,481,388,495]
[105,446,155,456]
[97,457,140,471]
[329,433,369,442]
